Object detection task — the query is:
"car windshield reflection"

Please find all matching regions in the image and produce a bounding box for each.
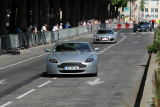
[54,43,91,52]
[97,30,113,34]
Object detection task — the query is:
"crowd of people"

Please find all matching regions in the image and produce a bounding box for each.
[16,19,102,34]
[16,18,159,34]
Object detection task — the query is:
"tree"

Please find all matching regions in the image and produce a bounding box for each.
[141,0,145,11]
[80,0,88,21]
[26,0,31,26]
[87,0,93,20]
[41,0,50,28]
[70,0,79,27]
[32,0,39,26]
[16,0,27,27]
[52,0,60,25]
[0,0,8,36]
[9,0,17,34]
[92,0,99,20]
[61,0,69,27]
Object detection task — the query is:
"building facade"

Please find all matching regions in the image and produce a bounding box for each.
[142,0,160,20]
[119,0,141,21]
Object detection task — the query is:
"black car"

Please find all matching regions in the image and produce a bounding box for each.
[133,22,152,32]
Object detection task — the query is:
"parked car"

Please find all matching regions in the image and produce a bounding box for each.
[133,22,152,32]
[44,41,99,76]
[93,29,117,43]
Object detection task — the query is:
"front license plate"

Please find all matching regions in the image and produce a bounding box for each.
[102,38,108,41]
[137,28,140,30]
[64,66,79,70]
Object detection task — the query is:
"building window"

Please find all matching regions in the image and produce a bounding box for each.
[144,0,148,6]
[145,14,149,18]
[141,9,144,12]
[155,15,158,18]
[145,8,148,13]
[151,14,154,18]
[151,8,154,13]
[155,8,158,13]
[151,0,158,6]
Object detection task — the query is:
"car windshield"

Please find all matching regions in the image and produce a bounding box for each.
[54,43,91,52]
[139,22,149,25]
[97,30,113,34]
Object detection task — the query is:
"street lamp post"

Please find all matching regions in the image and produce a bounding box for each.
[130,0,132,20]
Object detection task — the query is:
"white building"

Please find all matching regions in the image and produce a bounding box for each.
[142,0,160,20]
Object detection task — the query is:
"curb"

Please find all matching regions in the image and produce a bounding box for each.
[140,54,158,107]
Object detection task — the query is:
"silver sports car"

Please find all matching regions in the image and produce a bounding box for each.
[45,41,99,76]
[93,29,117,43]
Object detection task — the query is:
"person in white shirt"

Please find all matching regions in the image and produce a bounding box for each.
[83,21,86,26]
[52,24,59,31]
[41,24,48,32]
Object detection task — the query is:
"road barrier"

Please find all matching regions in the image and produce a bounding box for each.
[0,24,101,54]
[112,23,133,29]
[125,23,129,28]
[117,24,121,28]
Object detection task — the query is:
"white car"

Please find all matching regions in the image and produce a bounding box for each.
[94,29,117,43]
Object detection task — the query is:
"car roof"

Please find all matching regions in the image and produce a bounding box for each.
[56,41,89,44]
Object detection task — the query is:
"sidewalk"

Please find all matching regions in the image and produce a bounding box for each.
[140,54,158,107]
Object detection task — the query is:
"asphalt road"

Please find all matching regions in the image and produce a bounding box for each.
[0,29,154,107]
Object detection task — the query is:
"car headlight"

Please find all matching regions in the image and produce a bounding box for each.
[85,58,94,63]
[94,36,97,38]
[49,59,58,63]
[110,36,115,39]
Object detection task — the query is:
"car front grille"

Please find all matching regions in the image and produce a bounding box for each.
[59,70,85,73]
[57,62,86,68]
[110,38,115,41]
[96,39,100,41]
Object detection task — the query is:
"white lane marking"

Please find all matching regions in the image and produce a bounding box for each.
[0,79,7,85]
[0,101,13,107]
[52,77,57,80]
[97,35,126,55]
[141,33,146,34]
[0,53,48,70]
[16,89,36,99]
[38,81,51,88]
[137,36,141,37]
[133,42,139,44]
[120,33,125,35]
[86,78,104,85]
[131,33,136,34]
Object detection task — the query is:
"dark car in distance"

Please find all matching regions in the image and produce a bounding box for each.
[133,22,152,32]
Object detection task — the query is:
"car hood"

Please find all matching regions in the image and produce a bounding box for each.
[139,25,147,28]
[48,52,95,63]
[95,34,116,37]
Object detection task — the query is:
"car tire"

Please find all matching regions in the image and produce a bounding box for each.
[133,29,136,32]
[93,72,97,77]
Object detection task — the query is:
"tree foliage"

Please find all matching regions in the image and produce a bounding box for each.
[0,0,131,36]
[141,0,145,11]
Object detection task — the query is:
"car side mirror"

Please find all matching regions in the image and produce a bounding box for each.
[45,48,51,52]
[94,48,100,51]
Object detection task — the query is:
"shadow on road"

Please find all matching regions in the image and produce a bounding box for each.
[134,53,152,107]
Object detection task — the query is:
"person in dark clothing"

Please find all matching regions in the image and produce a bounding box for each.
[152,19,155,28]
